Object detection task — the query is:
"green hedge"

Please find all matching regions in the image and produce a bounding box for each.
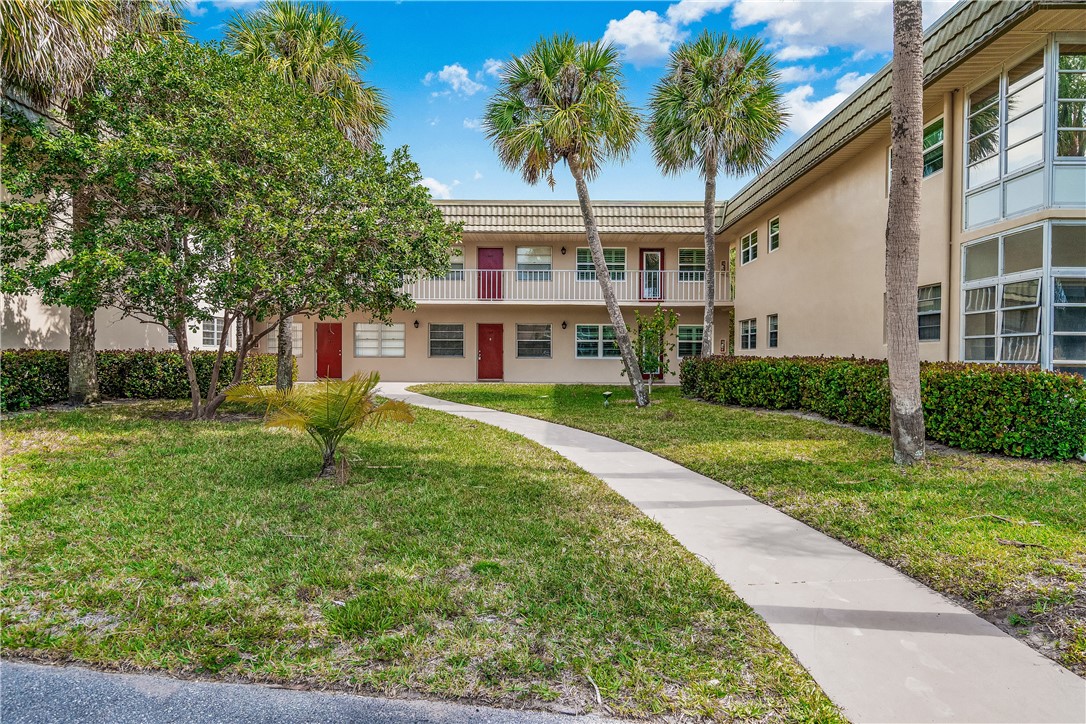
[680,355,1086,460]
[1,349,292,412]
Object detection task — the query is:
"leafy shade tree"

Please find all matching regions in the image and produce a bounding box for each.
[885,0,926,464]
[484,35,648,406]
[628,306,679,399]
[0,0,184,406]
[648,32,786,357]
[228,372,414,478]
[226,0,390,389]
[3,39,457,420]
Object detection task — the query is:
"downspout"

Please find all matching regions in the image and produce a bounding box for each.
[944,89,956,362]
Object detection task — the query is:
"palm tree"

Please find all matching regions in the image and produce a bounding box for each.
[226,0,389,389]
[1,0,184,406]
[484,35,649,406]
[648,32,786,357]
[228,372,414,478]
[885,0,926,464]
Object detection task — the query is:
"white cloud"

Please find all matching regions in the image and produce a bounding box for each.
[473,170,483,181]
[423,64,485,97]
[183,1,208,17]
[665,0,733,25]
[428,117,440,127]
[782,71,871,134]
[777,64,836,84]
[420,177,460,200]
[463,118,482,131]
[481,58,503,78]
[603,0,732,65]
[777,44,827,61]
[211,0,260,9]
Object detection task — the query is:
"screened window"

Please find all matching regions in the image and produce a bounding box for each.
[963,281,1044,364]
[354,323,404,357]
[1054,277,1086,369]
[918,285,941,341]
[678,248,705,281]
[268,321,304,356]
[767,314,778,348]
[516,324,551,358]
[740,231,758,265]
[768,217,780,252]
[429,324,464,357]
[677,325,703,357]
[202,318,224,347]
[575,324,620,358]
[516,246,552,281]
[1057,43,1086,158]
[576,248,625,281]
[740,318,757,350]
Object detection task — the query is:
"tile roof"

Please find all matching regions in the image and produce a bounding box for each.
[435,199,724,234]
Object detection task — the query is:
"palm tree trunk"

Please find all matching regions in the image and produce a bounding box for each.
[885,0,926,464]
[702,159,717,357]
[276,311,293,390]
[568,153,648,407]
[67,178,99,406]
[319,447,337,478]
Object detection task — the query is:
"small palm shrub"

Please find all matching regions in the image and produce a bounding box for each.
[227,371,414,477]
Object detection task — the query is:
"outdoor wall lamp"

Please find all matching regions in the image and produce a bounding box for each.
[561,246,567,255]
[413,320,420,329]
[561,321,567,329]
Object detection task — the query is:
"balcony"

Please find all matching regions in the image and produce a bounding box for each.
[405,270,732,305]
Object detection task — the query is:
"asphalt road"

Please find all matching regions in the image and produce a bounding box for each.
[1,661,614,724]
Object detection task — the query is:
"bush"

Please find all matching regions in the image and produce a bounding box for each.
[680,355,1086,461]
[0,349,292,412]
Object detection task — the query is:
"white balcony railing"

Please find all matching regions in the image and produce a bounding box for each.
[405,269,731,305]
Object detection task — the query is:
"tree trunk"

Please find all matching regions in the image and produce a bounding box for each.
[68,305,100,405]
[319,447,337,478]
[702,160,718,357]
[276,311,293,390]
[885,0,926,464]
[567,153,648,407]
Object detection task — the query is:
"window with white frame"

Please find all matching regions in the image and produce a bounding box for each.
[1057,43,1086,159]
[678,248,705,281]
[918,284,942,342]
[575,324,620,358]
[429,323,464,357]
[767,314,778,348]
[443,250,465,281]
[268,321,304,355]
[1052,224,1086,375]
[167,328,177,345]
[740,231,758,265]
[923,118,945,177]
[202,318,224,347]
[354,323,404,357]
[740,318,757,350]
[677,325,703,357]
[768,217,780,252]
[516,323,551,358]
[576,248,625,281]
[516,246,552,281]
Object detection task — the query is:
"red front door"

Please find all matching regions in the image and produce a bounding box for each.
[477,323,503,380]
[316,323,342,379]
[478,248,503,300]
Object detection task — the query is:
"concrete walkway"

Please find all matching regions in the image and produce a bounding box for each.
[1,660,615,724]
[381,384,1086,724]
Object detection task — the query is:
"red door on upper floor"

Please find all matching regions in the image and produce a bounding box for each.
[477,323,503,380]
[316,322,342,379]
[478,247,503,300]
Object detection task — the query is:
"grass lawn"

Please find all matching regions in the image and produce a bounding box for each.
[413,384,1086,677]
[1,401,841,722]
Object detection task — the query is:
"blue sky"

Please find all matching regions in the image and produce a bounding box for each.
[184,0,956,201]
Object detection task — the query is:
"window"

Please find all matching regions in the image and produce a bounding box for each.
[677,325,703,357]
[443,251,465,281]
[516,324,551,358]
[268,321,304,356]
[429,324,464,357]
[678,248,705,281]
[354,323,404,357]
[202,318,224,347]
[1057,43,1086,158]
[922,118,944,177]
[767,314,778,348]
[167,328,177,345]
[740,318,757,350]
[576,248,625,281]
[740,231,758,265]
[965,50,1046,226]
[768,217,780,252]
[918,285,942,342]
[575,324,620,358]
[516,246,552,281]
[1053,224,1086,375]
